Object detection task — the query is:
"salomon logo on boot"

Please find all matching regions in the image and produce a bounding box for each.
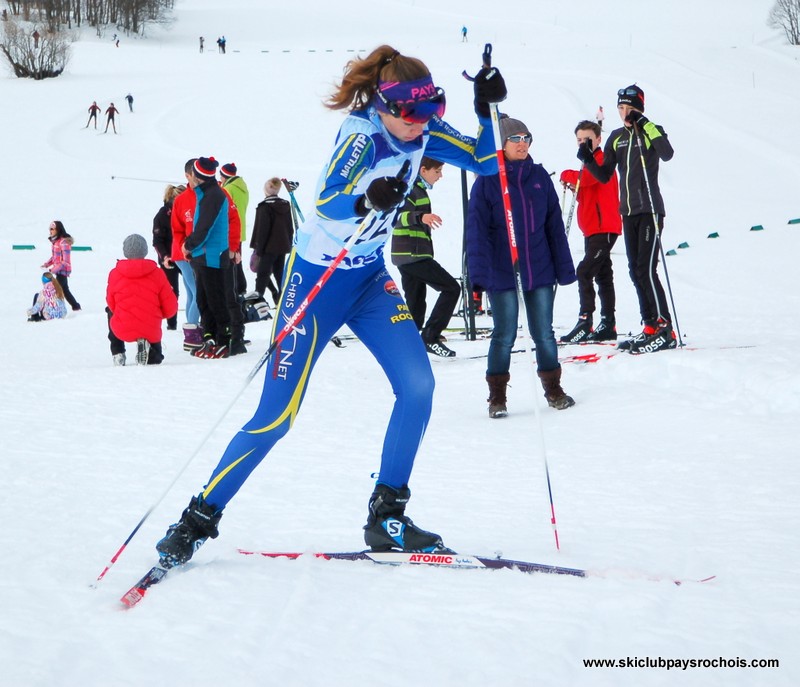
[363,484,447,552]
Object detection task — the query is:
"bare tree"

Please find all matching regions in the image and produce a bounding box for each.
[0,17,72,78]
[769,0,800,45]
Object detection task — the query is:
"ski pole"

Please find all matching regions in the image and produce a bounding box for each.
[553,164,584,303]
[631,122,683,346]
[468,43,561,551]
[281,178,306,224]
[460,168,477,340]
[563,164,584,237]
[92,161,409,587]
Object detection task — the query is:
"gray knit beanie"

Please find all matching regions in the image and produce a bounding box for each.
[499,116,531,142]
[123,233,148,259]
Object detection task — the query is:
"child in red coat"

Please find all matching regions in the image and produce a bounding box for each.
[106,234,179,365]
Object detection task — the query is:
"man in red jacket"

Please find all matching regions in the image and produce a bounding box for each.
[106,234,178,365]
[559,120,622,342]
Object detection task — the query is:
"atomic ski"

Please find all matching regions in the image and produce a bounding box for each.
[119,564,170,608]
[238,549,586,578]
[237,549,715,586]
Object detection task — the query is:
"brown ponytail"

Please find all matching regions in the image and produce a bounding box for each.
[325,45,431,112]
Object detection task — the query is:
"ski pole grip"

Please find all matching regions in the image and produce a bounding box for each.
[461,43,493,82]
[482,43,492,68]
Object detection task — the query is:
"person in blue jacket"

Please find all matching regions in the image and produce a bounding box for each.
[155,44,507,566]
[467,116,577,419]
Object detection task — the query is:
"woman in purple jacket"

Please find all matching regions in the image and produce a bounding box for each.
[467,116,576,418]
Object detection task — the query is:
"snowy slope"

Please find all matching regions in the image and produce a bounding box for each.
[1,1,798,685]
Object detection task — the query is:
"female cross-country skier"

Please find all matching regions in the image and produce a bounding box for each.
[154,45,507,567]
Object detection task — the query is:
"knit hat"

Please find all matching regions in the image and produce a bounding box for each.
[123,233,148,259]
[617,84,645,112]
[220,162,237,178]
[193,156,219,179]
[499,116,531,143]
[264,177,282,195]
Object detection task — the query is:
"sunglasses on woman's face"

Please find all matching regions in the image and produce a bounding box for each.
[507,134,532,144]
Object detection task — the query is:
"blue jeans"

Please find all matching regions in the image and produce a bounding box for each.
[176,260,200,325]
[487,287,559,374]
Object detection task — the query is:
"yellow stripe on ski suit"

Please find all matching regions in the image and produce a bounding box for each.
[201,282,319,501]
[246,315,319,435]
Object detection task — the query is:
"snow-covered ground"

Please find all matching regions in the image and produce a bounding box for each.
[2,1,798,685]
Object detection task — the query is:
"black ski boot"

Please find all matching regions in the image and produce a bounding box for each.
[618,322,657,351]
[363,484,448,552]
[560,314,592,344]
[585,317,617,342]
[629,319,677,354]
[156,495,222,568]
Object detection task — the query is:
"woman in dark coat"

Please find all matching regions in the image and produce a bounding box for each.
[467,116,577,417]
[250,177,294,304]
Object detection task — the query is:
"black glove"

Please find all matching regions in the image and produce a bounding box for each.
[576,141,594,163]
[473,66,507,118]
[625,111,649,127]
[356,176,408,215]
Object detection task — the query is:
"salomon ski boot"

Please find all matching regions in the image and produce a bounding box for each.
[363,484,448,552]
[156,495,222,568]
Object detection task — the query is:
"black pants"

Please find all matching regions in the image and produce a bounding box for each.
[55,273,80,310]
[224,262,245,343]
[623,214,670,325]
[160,263,181,329]
[577,233,618,319]
[255,252,285,302]
[105,307,164,363]
[234,261,247,296]
[397,259,460,342]
[195,264,231,344]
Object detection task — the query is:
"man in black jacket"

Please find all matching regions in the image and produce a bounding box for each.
[578,84,676,354]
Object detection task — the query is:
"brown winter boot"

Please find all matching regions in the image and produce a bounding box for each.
[538,367,575,410]
[486,373,510,418]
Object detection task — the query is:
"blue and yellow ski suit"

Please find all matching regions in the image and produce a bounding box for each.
[199,106,497,510]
